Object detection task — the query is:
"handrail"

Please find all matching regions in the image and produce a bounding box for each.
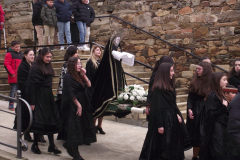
[96,15,228,73]
[0,90,33,158]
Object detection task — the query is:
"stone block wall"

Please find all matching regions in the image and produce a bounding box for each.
[2,0,240,87]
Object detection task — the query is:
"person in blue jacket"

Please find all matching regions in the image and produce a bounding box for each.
[54,0,72,50]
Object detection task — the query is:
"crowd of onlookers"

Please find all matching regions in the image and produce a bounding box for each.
[32,0,95,51]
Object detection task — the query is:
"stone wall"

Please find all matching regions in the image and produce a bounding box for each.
[89,0,240,87]
[2,0,240,86]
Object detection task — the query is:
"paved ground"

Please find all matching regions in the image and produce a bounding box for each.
[0,100,193,160]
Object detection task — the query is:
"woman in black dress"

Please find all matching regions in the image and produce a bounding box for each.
[199,72,229,160]
[139,63,191,160]
[145,56,174,117]
[186,62,212,160]
[57,46,79,140]
[14,49,35,142]
[228,58,240,88]
[25,47,61,154]
[86,45,105,134]
[61,57,96,160]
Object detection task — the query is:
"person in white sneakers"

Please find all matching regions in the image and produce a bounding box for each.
[83,0,95,51]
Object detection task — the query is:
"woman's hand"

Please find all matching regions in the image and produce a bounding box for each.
[80,68,86,76]
[30,105,35,111]
[223,99,228,107]
[76,106,82,116]
[177,114,182,124]
[145,107,150,115]
[188,109,194,119]
[158,127,164,134]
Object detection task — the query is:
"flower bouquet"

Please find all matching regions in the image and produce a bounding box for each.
[118,84,148,106]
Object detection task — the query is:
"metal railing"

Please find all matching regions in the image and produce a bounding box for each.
[0,90,33,159]
[95,15,229,73]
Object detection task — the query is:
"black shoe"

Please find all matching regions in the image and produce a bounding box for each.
[63,142,73,157]
[31,144,41,154]
[73,154,84,160]
[72,145,84,160]
[83,142,91,146]
[48,145,62,154]
[38,135,46,143]
[96,127,105,134]
[24,132,34,142]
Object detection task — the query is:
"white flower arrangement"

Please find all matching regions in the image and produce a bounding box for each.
[118,84,148,106]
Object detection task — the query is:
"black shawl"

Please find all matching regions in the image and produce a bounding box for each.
[91,39,126,119]
[228,75,240,88]
[61,72,96,145]
[25,65,59,134]
[199,91,229,160]
[186,92,205,147]
[139,89,191,160]
[13,60,31,130]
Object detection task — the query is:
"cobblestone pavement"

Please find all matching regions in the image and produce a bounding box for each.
[0,100,192,160]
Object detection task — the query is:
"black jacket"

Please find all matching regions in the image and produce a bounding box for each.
[54,0,72,22]
[228,74,240,88]
[32,0,43,26]
[85,4,95,26]
[72,0,88,22]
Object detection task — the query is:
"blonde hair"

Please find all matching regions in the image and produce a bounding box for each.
[89,45,103,68]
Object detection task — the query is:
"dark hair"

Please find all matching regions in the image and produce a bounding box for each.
[22,49,33,61]
[11,40,20,47]
[189,62,212,96]
[152,63,175,92]
[152,56,174,73]
[46,0,54,1]
[210,72,226,101]
[64,46,78,61]
[201,56,210,62]
[33,47,54,76]
[67,57,84,85]
[229,58,240,78]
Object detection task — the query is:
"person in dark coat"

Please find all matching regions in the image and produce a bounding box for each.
[223,85,237,104]
[54,0,72,50]
[139,63,192,160]
[86,45,105,134]
[227,86,240,160]
[186,62,212,160]
[25,47,61,155]
[228,58,240,88]
[72,0,89,50]
[4,40,23,111]
[199,72,229,160]
[13,49,35,142]
[83,0,95,50]
[32,0,44,48]
[145,56,174,118]
[56,45,79,140]
[61,57,96,160]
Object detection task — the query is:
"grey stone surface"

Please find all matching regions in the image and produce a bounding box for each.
[0,100,193,160]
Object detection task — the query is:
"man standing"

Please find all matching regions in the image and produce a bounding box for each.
[83,0,95,50]
[54,0,72,50]
[4,41,23,110]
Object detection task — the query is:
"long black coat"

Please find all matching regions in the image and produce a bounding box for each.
[32,0,43,26]
[199,91,229,160]
[186,92,205,147]
[61,72,96,146]
[139,89,192,160]
[13,60,31,131]
[25,65,60,134]
[228,87,240,159]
